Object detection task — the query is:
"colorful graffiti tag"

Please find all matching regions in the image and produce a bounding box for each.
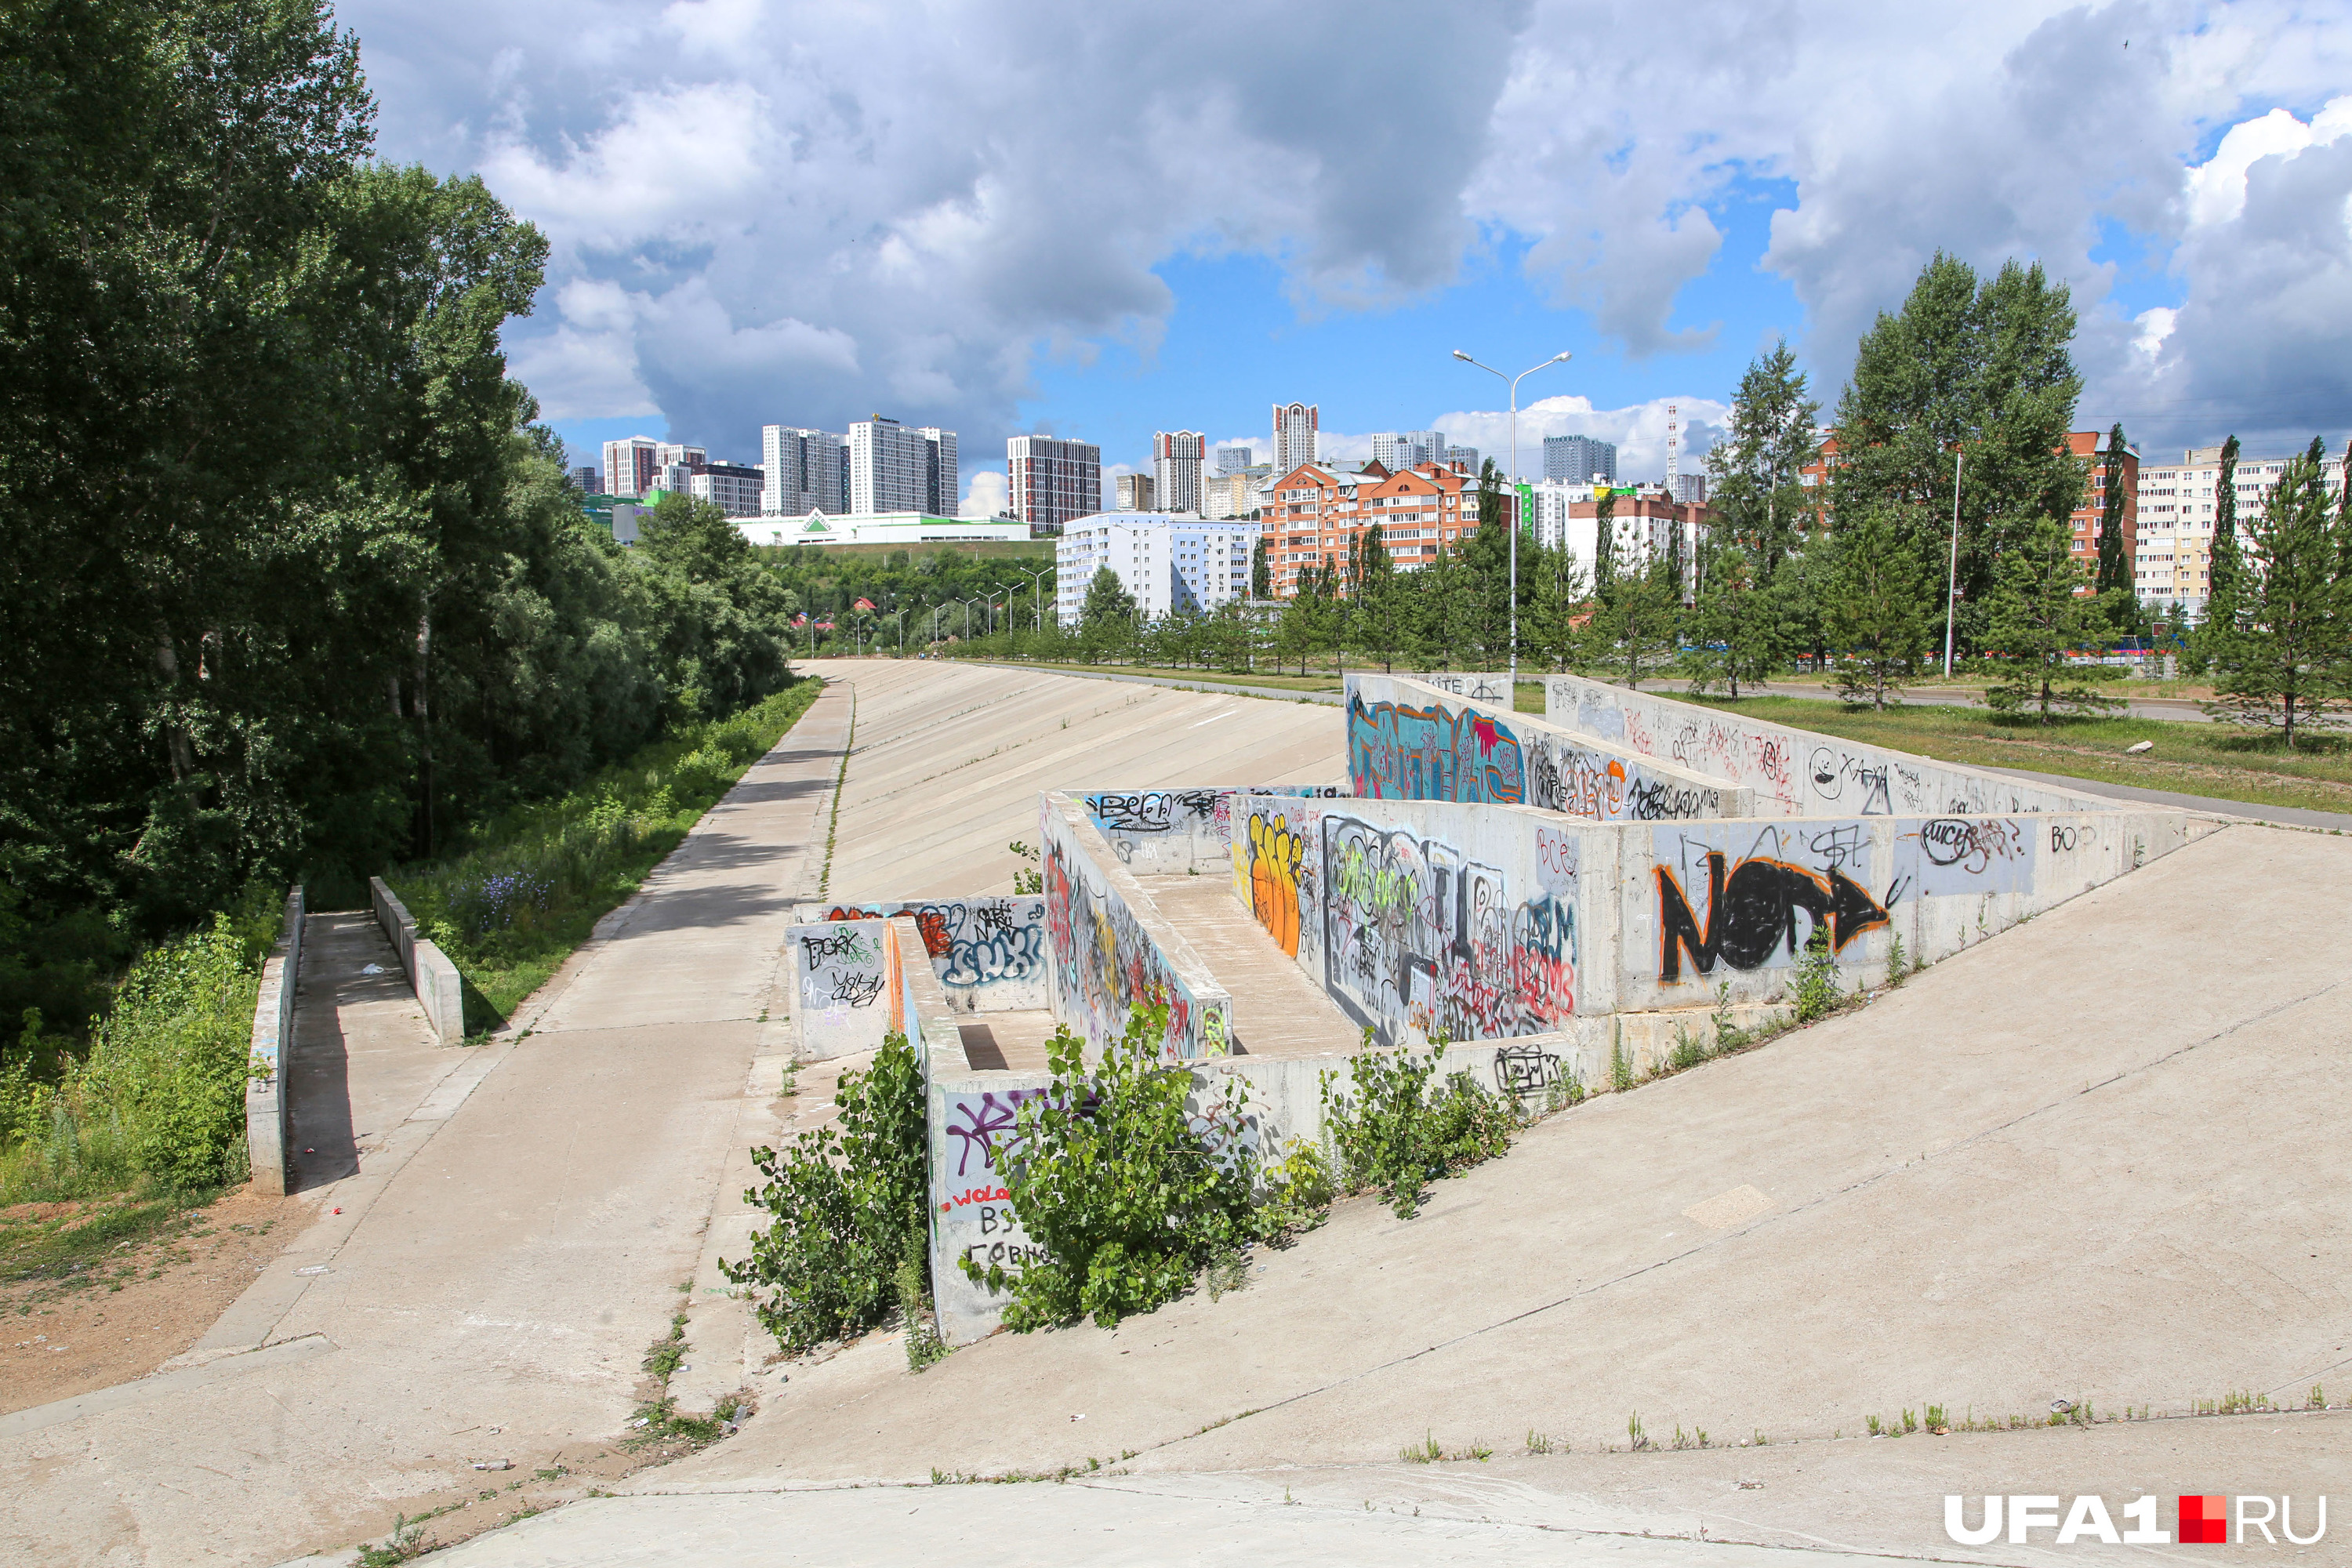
[1653,850,1892,982]
[935,1088,1048,1283]
[1348,695,1526,804]
[1247,811,1305,957]
[818,898,1048,1008]
[1042,817,1225,1058]
[1319,814,1575,1044]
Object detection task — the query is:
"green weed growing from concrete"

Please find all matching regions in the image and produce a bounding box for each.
[1319,1032,1518,1218]
[1886,934,1907,989]
[1794,926,1842,1022]
[1626,1412,1650,1451]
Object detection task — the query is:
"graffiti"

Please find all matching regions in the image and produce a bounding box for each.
[1915,817,2027,873]
[944,1089,1043,1177]
[829,969,885,1008]
[1247,811,1305,957]
[799,927,875,965]
[1087,789,1221,834]
[1626,778,1717,822]
[1493,1044,1566,1099]
[818,898,1049,1008]
[1530,745,1624,818]
[1809,746,1892,815]
[1348,694,1526,804]
[1403,671,1511,702]
[1534,826,1580,893]
[2049,823,2080,852]
[938,1088,1050,1288]
[1202,1007,1229,1056]
[1656,851,1891,982]
[1043,817,1207,1058]
[1323,815,1576,1045]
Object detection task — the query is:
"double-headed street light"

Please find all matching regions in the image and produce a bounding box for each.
[1011,565,1053,644]
[1452,347,1572,689]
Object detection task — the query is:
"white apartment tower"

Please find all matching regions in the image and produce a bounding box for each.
[1007,435,1102,534]
[1272,402,1319,474]
[761,426,846,516]
[849,416,958,516]
[1152,430,1207,516]
[1372,430,1446,471]
[603,437,659,499]
[1055,514,1258,625]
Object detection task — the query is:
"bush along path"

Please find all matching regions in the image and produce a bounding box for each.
[387,681,824,1032]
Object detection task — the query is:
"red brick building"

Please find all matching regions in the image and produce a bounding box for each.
[1261,459,1494,597]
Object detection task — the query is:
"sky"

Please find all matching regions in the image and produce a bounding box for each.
[339,0,2352,514]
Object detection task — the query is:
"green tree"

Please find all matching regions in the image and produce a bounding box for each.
[1705,340,1822,582]
[1831,253,2084,652]
[1981,515,2121,722]
[2197,435,2245,669]
[1079,565,1137,628]
[1351,524,1410,671]
[2094,423,2132,593]
[1685,539,1788,698]
[1586,556,1679,690]
[2204,442,2350,749]
[1250,535,1270,597]
[1820,503,1934,708]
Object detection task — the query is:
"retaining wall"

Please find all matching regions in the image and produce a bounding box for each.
[369,877,465,1042]
[789,917,891,1058]
[1082,786,1345,878]
[800,896,1050,1012]
[1040,793,1233,1060]
[1543,672,2107,818]
[243,885,305,1195]
[1346,673,1752,822]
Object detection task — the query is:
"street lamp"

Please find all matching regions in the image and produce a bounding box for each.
[957,597,979,641]
[1011,565,1052,648]
[1453,348,1572,689]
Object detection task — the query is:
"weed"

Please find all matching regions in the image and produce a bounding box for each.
[1924,1403,1947,1433]
[1794,925,1842,1022]
[2311,1385,2327,1410]
[1610,1035,1635,1093]
[1466,1439,1494,1461]
[1668,1024,1708,1072]
[1627,1411,1649,1451]
[1900,1408,1918,1435]
[354,1515,432,1566]
[1709,983,1748,1053]
[642,1313,687,1380]
[1866,1414,1882,1436]
[897,1253,949,1372]
[1007,840,1044,896]
[1751,1428,1768,1446]
[1525,1429,1557,1455]
[1203,1245,1251,1301]
[1319,1033,1517,1218]
[1401,1431,1443,1464]
[1886,933,1907,988]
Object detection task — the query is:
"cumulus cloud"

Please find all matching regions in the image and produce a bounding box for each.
[342,0,2352,469]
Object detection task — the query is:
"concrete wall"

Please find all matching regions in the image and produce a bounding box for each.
[1040,792,1234,1060]
[369,877,464,1042]
[1345,673,1752,822]
[1082,786,1345,878]
[1392,671,1512,702]
[789,917,891,1059]
[1543,672,2107,818]
[243,885,304,1195]
[802,897,1050,1012]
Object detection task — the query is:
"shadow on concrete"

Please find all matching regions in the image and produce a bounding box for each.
[287,914,413,1193]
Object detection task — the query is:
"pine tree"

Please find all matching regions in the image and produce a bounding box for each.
[1352,524,1406,671]
[1982,515,2122,722]
[2205,442,2350,749]
[1705,340,1822,583]
[1820,503,1933,709]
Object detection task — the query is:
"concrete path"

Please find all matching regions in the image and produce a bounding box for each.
[602,822,2347,1554]
[0,685,855,1567]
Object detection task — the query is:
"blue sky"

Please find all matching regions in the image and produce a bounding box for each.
[340,0,2352,505]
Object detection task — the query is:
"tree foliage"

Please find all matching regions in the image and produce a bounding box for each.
[2203,442,2351,748]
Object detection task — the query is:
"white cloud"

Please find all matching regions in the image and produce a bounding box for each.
[960,470,1007,518]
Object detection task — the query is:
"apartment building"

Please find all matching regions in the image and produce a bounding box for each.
[1272,401,1319,474]
[1550,491,1711,599]
[689,461,765,517]
[762,426,847,516]
[1114,472,1156,511]
[849,416,956,516]
[1054,514,1257,624]
[1371,430,1446,471]
[2133,443,2346,615]
[603,437,660,499]
[1215,445,1256,474]
[1007,435,1102,535]
[1153,430,1206,515]
[1202,466,1272,520]
[1260,459,1486,596]
[1543,434,1617,485]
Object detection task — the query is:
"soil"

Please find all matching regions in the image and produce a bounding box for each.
[0,1185,314,1417]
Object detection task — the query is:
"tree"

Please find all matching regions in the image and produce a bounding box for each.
[1078,565,1136,628]
[2204,442,2350,749]
[1250,535,1270,598]
[1981,515,2122,722]
[1706,340,1822,582]
[1820,503,1934,708]
[1525,535,1589,673]
[1685,538,1788,698]
[1351,524,1410,671]
[2197,434,2245,669]
[2094,423,2132,593]
[1831,254,2084,652]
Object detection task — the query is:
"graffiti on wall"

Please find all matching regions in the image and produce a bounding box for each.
[1650,829,1896,982]
[822,898,1048,1006]
[1904,816,2035,896]
[937,1088,1047,1280]
[1044,819,1224,1058]
[1247,811,1306,957]
[797,920,887,1018]
[1348,695,1526,805]
[1319,814,1576,1045]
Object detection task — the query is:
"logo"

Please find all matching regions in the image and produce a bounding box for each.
[1944,1494,2326,1546]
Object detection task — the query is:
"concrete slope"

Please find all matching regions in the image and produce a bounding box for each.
[0,688,855,1567]
[659,822,2348,1494]
[804,659,1345,899]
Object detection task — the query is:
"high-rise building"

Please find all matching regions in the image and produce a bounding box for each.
[603,437,660,499]
[690,462,765,517]
[1152,430,1206,516]
[1055,515,1258,624]
[1115,473,1156,511]
[1272,402,1319,474]
[1201,466,1272,520]
[569,466,600,494]
[1543,434,1617,485]
[1007,435,1102,535]
[1215,445,1255,475]
[848,417,957,515]
[655,441,706,471]
[1668,473,1706,505]
[1371,431,1446,472]
[1443,445,1479,474]
[762,426,846,515]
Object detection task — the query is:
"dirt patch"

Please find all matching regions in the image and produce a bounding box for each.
[0,1185,316,1416]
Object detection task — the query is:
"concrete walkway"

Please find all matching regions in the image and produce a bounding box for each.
[1146,877,1362,1058]
[0,685,855,1567]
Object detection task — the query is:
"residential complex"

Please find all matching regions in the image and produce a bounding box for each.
[2133,443,2345,615]
[1444,445,1480,474]
[1543,434,1617,485]
[1272,401,1319,474]
[1202,466,1270,520]
[1372,430,1446,471]
[1115,473,1156,511]
[1007,435,1102,535]
[1260,458,1482,596]
[739,512,1028,549]
[603,437,660,499]
[1055,514,1256,624]
[850,416,956,516]
[568,466,599,494]
[1215,445,1255,474]
[690,461,764,517]
[762,426,847,516]
[1152,430,1207,516]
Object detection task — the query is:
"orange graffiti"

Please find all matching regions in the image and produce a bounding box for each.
[1248,813,1304,957]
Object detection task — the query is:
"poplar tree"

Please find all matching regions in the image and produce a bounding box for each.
[1250,535,1270,598]
[2196,435,2243,666]
[2094,422,2132,593]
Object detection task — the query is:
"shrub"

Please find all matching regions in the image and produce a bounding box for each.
[724,1029,929,1354]
[1794,924,1842,1022]
[975,1006,1260,1330]
[1319,1035,1519,1218]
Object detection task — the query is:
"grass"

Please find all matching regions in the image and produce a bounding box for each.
[973,658,1344,693]
[388,681,825,1029]
[0,1189,223,1290]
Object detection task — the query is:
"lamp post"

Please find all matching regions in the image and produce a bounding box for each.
[1944,449,1963,678]
[1011,565,1052,650]
[1452,349,1572,689]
